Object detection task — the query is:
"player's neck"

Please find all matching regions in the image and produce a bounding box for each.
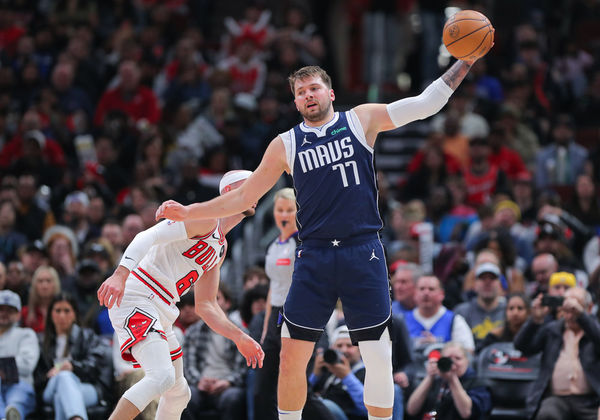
[303,109,335,128]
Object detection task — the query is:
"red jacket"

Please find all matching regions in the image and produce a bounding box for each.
[94,86,161,126]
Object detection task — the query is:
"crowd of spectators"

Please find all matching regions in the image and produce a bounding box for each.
[0,0,600,419]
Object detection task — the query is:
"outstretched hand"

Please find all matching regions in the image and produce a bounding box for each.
[97,266,128,308]
[236,334,265,369]
[155,200,189,221]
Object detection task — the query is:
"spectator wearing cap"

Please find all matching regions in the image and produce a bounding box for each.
[515,287,600,419]
[455,262,507,349]
[528,253,560,298]
[0,200,27,264]
[82,239,116,277]
[548,272,576,297]
[66,259,111,336]
[18,240,48,278]
[22,266,61,334]
[535,113,588,191]
[309,325,369,420]
[463,136,510,206]
[0,289,39,420]
[492,200,535,264]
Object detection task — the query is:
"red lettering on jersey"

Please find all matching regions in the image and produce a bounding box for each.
[176,271,200,296]
[276,258,291,266]
[182,240,218,267]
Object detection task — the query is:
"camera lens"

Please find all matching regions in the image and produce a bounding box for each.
[437,357,453,372]
[323,349,339,364]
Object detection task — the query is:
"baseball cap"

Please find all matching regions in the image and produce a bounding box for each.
[331,325,350,344]
[549,272,576,289]
[475,262,501,279]
[0,290,21,312]
[64,191,90,208]
[25,239,46,255]
[219,170,252,195]
[494,200,521,221]
[77,259,101,274]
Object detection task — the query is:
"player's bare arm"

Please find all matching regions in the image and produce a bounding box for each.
[353,58,477,147]
[156,137,288,221]
[194,260,265,368]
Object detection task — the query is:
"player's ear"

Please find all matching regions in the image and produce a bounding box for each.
[330,89,335,101]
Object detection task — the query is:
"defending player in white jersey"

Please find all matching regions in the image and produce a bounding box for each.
[97,170,264,420]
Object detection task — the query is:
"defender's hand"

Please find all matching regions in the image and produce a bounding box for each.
[97,267,128,308]
[155,200,189,221]
[236,334,265,369]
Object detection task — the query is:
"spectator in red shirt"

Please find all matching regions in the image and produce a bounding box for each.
[93,60,161,127]
[487,123,527,180]
[463,137,510,206]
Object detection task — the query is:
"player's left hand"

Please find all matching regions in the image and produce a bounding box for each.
[236,334,264,369]
[155,200,188,221]
[97,266,128,308]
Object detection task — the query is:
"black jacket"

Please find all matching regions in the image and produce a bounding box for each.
[514,314,600,419]
[34,324,112,403]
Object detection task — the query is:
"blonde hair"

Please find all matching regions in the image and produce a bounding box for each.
[274,188,295,203]
[288,66,332,94]
[27,265,61,325]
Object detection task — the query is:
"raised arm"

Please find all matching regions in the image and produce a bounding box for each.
[156,136,288,222]
[354,59,475,146]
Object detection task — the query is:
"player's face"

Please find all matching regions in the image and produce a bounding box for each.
[293,76,334,123]
[273,198,297,233]
[225,180,256,216]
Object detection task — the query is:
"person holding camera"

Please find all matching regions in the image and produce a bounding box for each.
[406,342,491,420]
[514,286,600,419]
[309,325,368,420]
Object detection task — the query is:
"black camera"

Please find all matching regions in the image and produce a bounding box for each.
[437,356,453,372]
[323,349,343,364]
[541,295,564,309]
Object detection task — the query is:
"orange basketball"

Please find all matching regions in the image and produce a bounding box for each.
[443,10,494,61]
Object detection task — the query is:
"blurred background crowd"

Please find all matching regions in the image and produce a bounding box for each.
[0,0,600,419]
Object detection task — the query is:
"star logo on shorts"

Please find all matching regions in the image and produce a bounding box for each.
[331,239,340,247]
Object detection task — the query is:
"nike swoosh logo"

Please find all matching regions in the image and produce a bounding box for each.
[212,233,220,240]
[124,256,134,261]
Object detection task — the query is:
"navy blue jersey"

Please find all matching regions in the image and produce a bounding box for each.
[280,111,383,241]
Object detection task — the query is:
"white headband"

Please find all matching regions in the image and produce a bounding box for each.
[219,170,252,194]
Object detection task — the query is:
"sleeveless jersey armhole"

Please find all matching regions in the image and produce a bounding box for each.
[347,110,373,153]
[279,129,296,175]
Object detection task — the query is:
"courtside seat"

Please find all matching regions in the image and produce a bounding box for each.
[477,342,541,420]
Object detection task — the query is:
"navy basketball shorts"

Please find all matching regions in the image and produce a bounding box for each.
[282,233,391,343]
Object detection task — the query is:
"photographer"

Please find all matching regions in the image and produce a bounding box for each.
[406,342,491,420]
[309,325,368,420]
[514,287,600,419]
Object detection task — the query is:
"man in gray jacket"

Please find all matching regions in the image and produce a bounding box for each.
[0,290,39,420]
[515,287,600,419]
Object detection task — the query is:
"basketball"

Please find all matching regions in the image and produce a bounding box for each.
[443,10,494,61]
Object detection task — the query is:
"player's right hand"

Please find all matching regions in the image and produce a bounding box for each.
[155,200,188,221]
[97,269,127,308]
[236,334,265,369]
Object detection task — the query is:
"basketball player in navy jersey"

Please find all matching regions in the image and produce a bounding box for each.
[156,57,481,420]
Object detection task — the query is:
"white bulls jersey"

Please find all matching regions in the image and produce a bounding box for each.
[111,220,226,365]
[129,220,226,304]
